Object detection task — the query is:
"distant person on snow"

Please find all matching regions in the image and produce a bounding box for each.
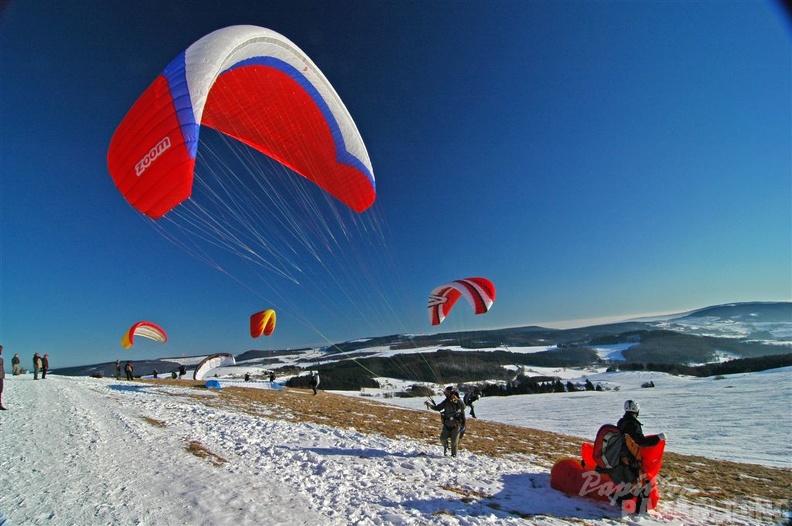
[309,372,320,395]
[269,371,276,383]
[115,360,121,380]
[41,353,49,379]
[244,372,251,382]
[0,345,7,409]
[33,353,42,380]
[179,365,186,379]
[608,400,666,514]
[425,386,466,457]
[12,353,21,376]
[124,361,134,381]
[463,388,481,418]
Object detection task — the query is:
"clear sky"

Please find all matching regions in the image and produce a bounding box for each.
[1,1,790,368]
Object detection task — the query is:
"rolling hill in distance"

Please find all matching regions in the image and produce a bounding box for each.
[53,302,791,381]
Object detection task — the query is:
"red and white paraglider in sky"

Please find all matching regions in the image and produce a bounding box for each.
[107,25,375,219]
[427,277,496,326]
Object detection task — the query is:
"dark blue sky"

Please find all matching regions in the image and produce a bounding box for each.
[1,1,790,367]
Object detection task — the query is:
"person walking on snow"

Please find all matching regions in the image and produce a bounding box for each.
[115,360,121,380]
[463,388,481,418]
[11,353,20,376]
[0,345,7,410]
[33,353,42,380]
[41,353,49,379]
[309,372,320,395]
[425,386,466,457]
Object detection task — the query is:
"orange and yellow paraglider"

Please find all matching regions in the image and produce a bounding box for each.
[121,321,167,349]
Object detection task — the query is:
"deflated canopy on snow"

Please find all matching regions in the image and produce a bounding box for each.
[107,25,375,219]
[121,321,168,349]
[250,309,276,338]
[427,277,496,326]
[193,353,236,380]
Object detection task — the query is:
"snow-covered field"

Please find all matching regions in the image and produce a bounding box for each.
[0,366,789,525]
[219,347,792,468]
[355,366,792,469]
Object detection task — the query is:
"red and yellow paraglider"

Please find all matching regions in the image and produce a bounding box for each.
[121,321,167,349]
[250,309,276,339]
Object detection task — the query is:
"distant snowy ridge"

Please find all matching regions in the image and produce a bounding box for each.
[53,302,791,377]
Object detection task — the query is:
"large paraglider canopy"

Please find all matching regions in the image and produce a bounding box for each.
[107,25,375,219]
[193,353,236,380]
[121,321,168,349]
[427,277,496,326]
[105,25,404,364]
[250,309,276,338]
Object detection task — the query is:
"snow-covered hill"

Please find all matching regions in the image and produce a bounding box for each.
[648,302,791,343]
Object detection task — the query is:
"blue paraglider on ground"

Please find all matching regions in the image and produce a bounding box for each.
[202,378,281,391]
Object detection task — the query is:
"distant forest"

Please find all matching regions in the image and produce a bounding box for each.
[286,350,792,391]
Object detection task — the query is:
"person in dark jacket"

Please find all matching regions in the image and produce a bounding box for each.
[115,360,122,380]
[612,400,666,514]
[11,353,21,376]
[41,353,50,379]
[124,361,134,381]
[463,388,480,418]
[425,386,466,457]
[0,345,7,409]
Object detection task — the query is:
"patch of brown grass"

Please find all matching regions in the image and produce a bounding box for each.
[147,380,792,512]
[142,416,167,428]
[185,439,227,466]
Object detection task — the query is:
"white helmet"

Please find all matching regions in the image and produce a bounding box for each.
[624,400,640,414]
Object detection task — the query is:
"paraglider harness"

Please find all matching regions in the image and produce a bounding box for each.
[592,422,652,506]
[426,396,465,429]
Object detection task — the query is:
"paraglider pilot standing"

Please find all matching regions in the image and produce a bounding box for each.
[610,400,666,514]
[124,361,134,381]
[425,386,466,457]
